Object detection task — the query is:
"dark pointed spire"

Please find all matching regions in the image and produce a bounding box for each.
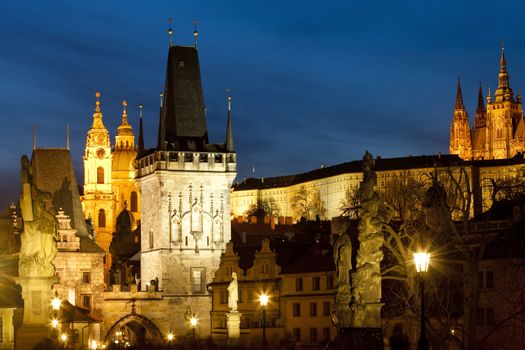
[476,82,485,114]
[138,99,144,156]
[455,78,465,110]
[225,91,234,152]
[193,19,199,48]
[157,45,208,151]
[498,47,510,90]
[474,82,487,129]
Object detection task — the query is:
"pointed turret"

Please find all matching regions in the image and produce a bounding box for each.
[455,78,465,110]
[138,100,145,157]
[474,83,487,129]
[495,47,514,101]
[85,92,110,152]
[157,45,208,151]
[450,78,472,159]
[225,94,234,152]
[91,92,106,130]
[115,100,134,150]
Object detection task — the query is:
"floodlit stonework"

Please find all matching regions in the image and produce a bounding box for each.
[450,49,525,160]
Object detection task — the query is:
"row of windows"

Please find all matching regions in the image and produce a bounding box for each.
[292,301,331,317]
[295,276,333,291]
[292,327,331,344]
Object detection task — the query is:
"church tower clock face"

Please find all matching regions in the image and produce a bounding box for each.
[96,148,106,159]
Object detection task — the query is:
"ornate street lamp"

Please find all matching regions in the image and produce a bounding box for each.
[414,252,430,350]
[190,316,198,339]
[259,293,269,348]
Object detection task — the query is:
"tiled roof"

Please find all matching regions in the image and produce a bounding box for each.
[31,149,103,253]
[157,45,208,151]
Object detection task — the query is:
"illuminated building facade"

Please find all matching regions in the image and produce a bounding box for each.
[81,95,140,281]
[450,49,525,160]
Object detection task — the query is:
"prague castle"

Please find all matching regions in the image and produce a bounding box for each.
[450,48,525,160]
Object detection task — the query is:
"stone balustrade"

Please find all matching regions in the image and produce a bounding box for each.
[136,150,236,176]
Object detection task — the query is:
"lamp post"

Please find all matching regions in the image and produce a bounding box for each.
[414,252,430,350]
[259,293,269,348]
[190,316,198,340]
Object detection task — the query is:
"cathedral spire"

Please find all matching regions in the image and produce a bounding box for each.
[476,82,485,114]
[138,100,145,156]
[495,47,513,102]
[455,78,465,110]
[474,83,487,129]
[225,91,234,152]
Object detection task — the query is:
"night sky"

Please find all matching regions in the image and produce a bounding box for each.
[2,1,525,209]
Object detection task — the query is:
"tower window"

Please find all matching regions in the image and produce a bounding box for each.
[97,166,104,184]
[497,129,503,139]
[98,209,106,228]
[130,192,138,212]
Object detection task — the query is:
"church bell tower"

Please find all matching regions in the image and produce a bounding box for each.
[82,92,115,280]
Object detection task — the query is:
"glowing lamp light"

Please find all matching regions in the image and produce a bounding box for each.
[51,318,59,328]
[91,340,98,349]
[413,252,430,273]
[167,333,174,341]
[60,333,68,343]
[259,293,269,307]
[51,295,61,311]
[190,316,198,327]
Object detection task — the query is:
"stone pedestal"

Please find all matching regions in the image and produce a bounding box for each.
[15,276,58,350]
[226,311,242,347]
[332,302,352,329]
[338,327,383,350]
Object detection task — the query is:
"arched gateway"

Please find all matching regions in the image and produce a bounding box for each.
[105,313,163,347]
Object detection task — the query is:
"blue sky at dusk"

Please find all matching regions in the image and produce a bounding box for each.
[2,1,525,208]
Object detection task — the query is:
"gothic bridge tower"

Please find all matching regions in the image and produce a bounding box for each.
[135,39,237,336]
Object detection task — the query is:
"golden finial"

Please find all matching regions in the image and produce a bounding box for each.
[168,18,173,47]
[139,98,143,119]
[193,19,199,48]
[95,91,101,112]
[121,100,128,123]
[226,88,231,112]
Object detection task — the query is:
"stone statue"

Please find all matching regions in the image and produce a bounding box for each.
[228,272,238,312]
[333,233,352,303]
[350,150,389,327]
[18,155,58,277]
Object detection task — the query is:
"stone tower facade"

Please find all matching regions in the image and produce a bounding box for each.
[82,94,139,282]
[112,101,140,223]
[83,93,115,279]
[450,49,525,160]
[135,44,236,335]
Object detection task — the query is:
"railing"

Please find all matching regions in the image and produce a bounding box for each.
[136,150,236,176]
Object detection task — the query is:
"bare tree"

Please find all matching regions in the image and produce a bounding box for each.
[381,164,525,350]
[339,186,361,219]
[291,185,326,220]
[244,197,281,222]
